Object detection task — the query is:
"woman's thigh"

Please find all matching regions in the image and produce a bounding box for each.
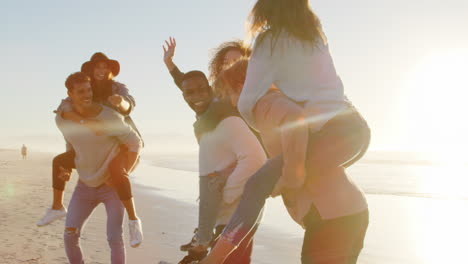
[306,111,370,175]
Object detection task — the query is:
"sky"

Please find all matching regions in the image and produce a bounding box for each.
[2,0,468,155]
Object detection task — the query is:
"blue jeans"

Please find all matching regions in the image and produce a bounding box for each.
[197,174,229,246]
[64,181,125,264]
[222,156,283,246]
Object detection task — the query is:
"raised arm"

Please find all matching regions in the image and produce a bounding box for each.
[163,37,184,89]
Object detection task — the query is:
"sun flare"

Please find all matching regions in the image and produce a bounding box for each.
[405,51,468,161]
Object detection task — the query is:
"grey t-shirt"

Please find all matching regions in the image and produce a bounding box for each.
[56,105,142,187]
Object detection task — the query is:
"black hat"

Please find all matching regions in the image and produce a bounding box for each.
[81,52,120,77]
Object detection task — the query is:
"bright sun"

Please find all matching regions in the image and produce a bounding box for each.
[405,51,468,163]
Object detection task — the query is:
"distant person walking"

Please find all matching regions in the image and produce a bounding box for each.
[21,144,27,160]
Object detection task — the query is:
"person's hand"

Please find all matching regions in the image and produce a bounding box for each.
[163,37,177,65]
[58,166,71,182]
[108,94,124,108]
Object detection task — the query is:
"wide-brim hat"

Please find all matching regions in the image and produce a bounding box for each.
[81,52,120,77]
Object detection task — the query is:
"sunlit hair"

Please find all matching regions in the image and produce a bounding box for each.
[216,57,250,99]
[65,72,90,91]
[208,40,252,83]
[248,0,327,49]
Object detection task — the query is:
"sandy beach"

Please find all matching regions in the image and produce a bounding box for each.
[0,149,206,264]
[0,149,299,264]
[2,148,468,264]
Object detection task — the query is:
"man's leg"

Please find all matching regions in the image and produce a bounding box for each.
[301,205,369,264]
[64,182,98,264]
[100,185,126,264]
[197,175,227,247]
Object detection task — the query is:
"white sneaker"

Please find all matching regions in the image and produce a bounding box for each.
[129,219,143,248]
[37,208,67,226]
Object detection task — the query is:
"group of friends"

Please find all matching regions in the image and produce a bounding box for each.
[36,1,371,263]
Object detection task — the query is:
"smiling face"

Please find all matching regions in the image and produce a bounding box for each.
[93,61,113,81]
[68,81,93,108]
[181,76,213,115]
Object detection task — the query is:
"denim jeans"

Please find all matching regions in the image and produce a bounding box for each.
[196,174,229,246]
[222,156,283,246]
[64,181,125,264]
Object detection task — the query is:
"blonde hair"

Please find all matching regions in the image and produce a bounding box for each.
[248,0,327,49]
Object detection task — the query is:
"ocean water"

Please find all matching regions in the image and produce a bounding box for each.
[133,152,468,263]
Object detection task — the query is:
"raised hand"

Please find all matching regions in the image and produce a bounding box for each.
[163,37,177,70]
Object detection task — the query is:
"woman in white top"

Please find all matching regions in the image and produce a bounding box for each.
[201,1,371,263]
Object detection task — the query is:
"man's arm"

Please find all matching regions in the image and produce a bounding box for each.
[163,37,184,90]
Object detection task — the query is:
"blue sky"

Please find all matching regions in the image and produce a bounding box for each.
[3,0,468,153]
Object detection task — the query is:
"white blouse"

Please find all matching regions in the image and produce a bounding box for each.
[238,31,349,132]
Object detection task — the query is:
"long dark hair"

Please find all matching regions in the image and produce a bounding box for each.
[208,40,252,83]
[248,0,326,49]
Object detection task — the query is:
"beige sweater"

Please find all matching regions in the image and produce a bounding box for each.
[56,105,142,187]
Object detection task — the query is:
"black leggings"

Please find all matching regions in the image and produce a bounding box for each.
[52,146,134,200]
[301,205,369,264]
